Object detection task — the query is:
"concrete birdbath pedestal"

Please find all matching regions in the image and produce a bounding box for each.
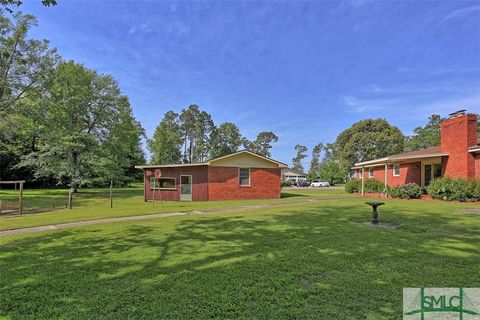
[365,202,385,225]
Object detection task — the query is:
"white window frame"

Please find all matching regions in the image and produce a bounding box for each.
[150,177,176,190]
[393,164,400,177]
[368,168,374,178]
[238,168,251,187]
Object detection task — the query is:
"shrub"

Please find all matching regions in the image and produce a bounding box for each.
[345,179,384,194]
[345,179,360,193]
[428,177,480,202]
[388,183,422,199]
[281,180,293,187]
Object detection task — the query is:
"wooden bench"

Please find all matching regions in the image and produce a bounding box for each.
[0,201,21,215]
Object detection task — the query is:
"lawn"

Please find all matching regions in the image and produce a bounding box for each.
[0,189,479,319]
[0,185,348,231]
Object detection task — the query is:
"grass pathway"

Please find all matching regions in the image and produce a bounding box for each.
[0,198,322,236]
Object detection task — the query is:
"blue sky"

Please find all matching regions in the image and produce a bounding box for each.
[20,0,480,168]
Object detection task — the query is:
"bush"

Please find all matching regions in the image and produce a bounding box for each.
[345,179,360,193]
[428,177,480,202]
[345,179,384,194]
[388,183,422,199]
[281,180,293,187]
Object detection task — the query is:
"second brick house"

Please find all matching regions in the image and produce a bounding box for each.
[353,111,480,193]
[136,150,287,201]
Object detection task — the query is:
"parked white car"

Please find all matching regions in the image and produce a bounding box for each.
[311,181,330,187]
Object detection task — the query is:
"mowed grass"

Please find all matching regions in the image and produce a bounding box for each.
[0,191,479,319]
[0,185,348,231]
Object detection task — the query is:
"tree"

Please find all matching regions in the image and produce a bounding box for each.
[243,131,278,157]
[318,161,347,185]
[179,105,215,163]
[18,61,145,189]
[148,111,183,164]
[332,118,405,171]
[209,122,242,159]
[308,142,323,179]
[0,12,58,113]
[292,144,307,172]
[405,114,442,152]
[1,1,56,12]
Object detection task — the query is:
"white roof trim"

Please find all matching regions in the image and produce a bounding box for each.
[468,147,480,153]
[135,163,207,169]
[136,150,288,169]
[207,150,288,168]
[353,153,449,168]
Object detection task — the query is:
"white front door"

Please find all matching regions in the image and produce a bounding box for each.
[180,175,192,201]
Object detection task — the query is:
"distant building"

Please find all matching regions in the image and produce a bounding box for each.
[353,111,480,191]
[281,168,308,183]
[136,150,287,201]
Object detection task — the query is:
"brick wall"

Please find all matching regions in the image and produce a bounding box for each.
[208,166,281,200]
[356,162,421,186]
[144,165,209,201]
[440,114,477,178]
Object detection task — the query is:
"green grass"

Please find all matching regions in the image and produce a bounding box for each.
[0,190,478,319]
[0,186,348,231]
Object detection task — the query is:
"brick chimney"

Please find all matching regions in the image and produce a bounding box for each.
[440,111,478,178]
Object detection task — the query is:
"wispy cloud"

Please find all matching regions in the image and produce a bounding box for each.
[397,66,480,76]
[437,5,480,25]
[340,95,398,113]
[128,23,152,35]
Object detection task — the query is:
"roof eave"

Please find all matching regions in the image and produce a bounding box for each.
[353,153,449,168]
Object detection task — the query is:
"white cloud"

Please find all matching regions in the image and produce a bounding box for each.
[437,5,480,25]
[128,23,152,36]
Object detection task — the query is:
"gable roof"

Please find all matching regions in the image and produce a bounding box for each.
[135,150,287,169]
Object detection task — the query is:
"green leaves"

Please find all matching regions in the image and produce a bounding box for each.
[332,118,405,171]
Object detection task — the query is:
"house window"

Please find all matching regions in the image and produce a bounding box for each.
[393,164,400,177]
[150,177,176,190]
[239,168,250,186]
[368,168,374,178]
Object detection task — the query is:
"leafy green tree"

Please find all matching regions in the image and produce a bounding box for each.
[0,12,58,113]
[243,131,278,157]
[292,144,307,172]
[1,0,56,12]
[308,142,323,180]
[179,105,214,163]
[318,161,347,185]
[405,114,442,151]
[209,122,242,159]
[18,61,145,189]
[148,111,183,164]
[332,118,405,170]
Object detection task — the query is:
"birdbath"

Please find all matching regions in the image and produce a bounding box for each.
[365,202,385,224]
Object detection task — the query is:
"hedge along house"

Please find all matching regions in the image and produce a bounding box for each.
[352,110,480,195]
[135,150,288,201]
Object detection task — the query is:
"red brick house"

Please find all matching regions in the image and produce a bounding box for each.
[136,150,287,201]
[353,111,480,193]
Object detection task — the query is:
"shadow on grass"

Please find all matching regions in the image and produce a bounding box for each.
[0,202,478,319]
[280,192,307,199]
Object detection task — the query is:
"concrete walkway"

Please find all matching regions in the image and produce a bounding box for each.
[0,198,320,237]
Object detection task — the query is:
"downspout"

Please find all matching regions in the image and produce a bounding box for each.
[361,167,365,196]
[384,163,388,197]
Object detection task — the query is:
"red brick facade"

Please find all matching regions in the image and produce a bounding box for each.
[208,166,281,200]
[143,165,281,201]
[440,114,477,178]
[354,113,479,187]
[356,162,421,186]
[144,165,209,201]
